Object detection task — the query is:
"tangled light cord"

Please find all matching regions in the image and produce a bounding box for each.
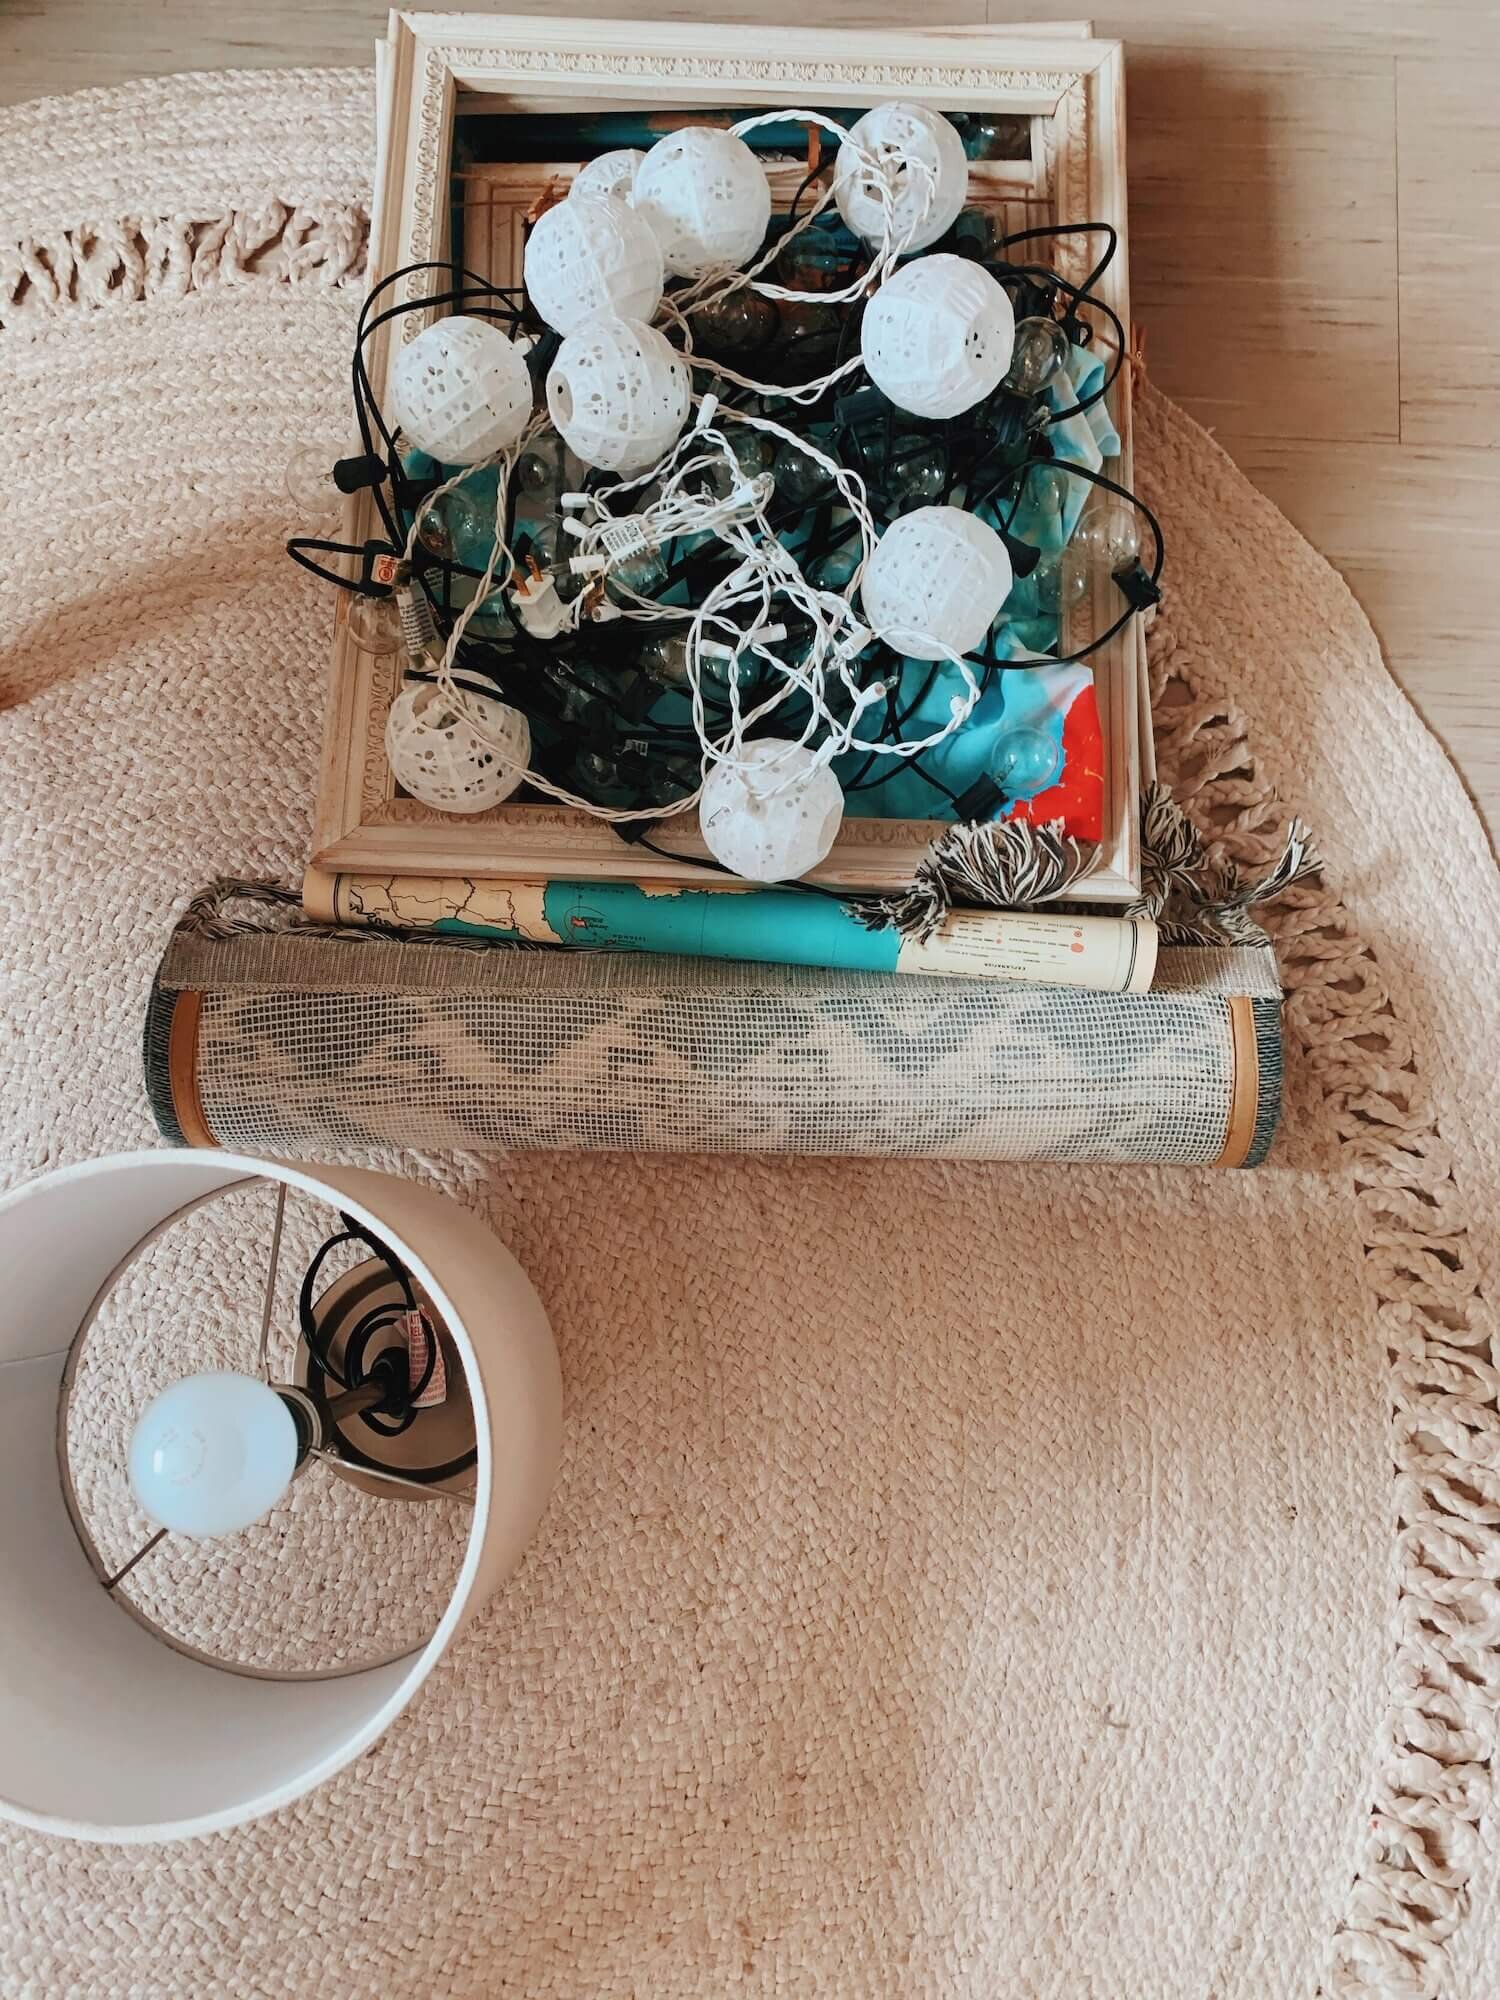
[286,101,1165,849]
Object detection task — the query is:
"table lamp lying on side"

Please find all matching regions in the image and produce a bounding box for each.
[0,1149,562,1844]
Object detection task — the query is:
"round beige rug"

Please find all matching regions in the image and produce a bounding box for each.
[3,70,1498,2000]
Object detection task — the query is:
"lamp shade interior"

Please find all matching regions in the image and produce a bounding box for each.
[0,1151,562,1843]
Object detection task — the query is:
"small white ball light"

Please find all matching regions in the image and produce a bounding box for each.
[633,127,772,278]
[833,102,969,252]
[128,1371,298,1539]
[546,315,691,475]
[571,148,646,203]
[386,682,531,813]
[861,255,1015,420]
[860,505,1013,662]
[698,738,845,883]
[523,193,664,337]
[389,316,533,465]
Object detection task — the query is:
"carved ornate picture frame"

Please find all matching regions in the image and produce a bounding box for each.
[311,13,1142,900]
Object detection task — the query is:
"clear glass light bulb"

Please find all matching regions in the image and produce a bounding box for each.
[1070,498,1141,570]
[415,487,485,561]
[1030,548,1090,615]
[773,442,833,506]
[128,1371,299,1538]
[1004,317,1071,398]
[640,633,692,685]
[343,592,402,656]
[285,444,341,519]
[995,725,1064,796]
[605,549,669,606]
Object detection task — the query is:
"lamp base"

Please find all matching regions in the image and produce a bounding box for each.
[296,1260,477,1502]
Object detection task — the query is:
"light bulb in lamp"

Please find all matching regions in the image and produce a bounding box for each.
[127,1370,300,1538]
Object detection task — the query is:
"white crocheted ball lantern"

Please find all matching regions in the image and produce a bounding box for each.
[571,149,646,203]
[385,683,531,813]
[389,317,533,465]
[833,102,968,252]
[860,506,1013,662]
[523,194,664,337]
[633,127,772,279]
[698,739,845,883]
[860,255,1015,421]
[545,315,692,476]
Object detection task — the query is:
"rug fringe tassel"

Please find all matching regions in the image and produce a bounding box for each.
[1130,782,1323,945]
[855,819,1097,943]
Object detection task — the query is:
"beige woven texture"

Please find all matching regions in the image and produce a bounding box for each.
[2,69,1499,2000]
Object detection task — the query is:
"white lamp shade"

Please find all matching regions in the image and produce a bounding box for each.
[633,127,772,278]
[833,102,969,252]
[0,1150,562,1843]
[388,317,534,465]
[523,193,664,337]
[860,505,1013,661]
[385,683,531,813]
[545,316,691,475]
[860,255,1015,421]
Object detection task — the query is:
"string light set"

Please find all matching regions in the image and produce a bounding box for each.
[288,101,1165,884]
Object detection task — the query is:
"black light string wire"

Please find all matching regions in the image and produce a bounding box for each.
[284,194,1163,822]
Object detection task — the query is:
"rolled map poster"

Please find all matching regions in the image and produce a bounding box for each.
[304,872,1158,995]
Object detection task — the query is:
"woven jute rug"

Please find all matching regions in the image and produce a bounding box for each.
[3,70,1499,2000]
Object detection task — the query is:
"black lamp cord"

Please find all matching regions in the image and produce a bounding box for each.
[297,1214,436,1439]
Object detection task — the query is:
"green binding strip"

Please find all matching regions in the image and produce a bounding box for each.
[1245,995,1285,1169]
[141,972,191,1147]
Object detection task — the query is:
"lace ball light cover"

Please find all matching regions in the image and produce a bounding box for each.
[571,149,646,203]
[633,127,773,279]
[860,255,1016,421]
[860,506,1014,662]
[385,683,531,813]
[388,317,534,465]
[523,193,664,337]
[545,316,692,475]
[833,102,969,252]
[698,739,846,882]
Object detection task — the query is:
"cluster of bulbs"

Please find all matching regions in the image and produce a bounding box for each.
[364,101,1125,883]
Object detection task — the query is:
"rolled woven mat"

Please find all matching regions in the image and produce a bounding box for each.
[4,68,1500,2000]
[145,903,1284,1165]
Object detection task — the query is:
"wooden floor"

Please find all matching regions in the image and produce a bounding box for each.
[4,1,1497,841]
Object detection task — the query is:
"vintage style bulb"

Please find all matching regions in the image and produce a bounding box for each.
[1004,316,1071,397]
[691,290,779,354]
[605,548,669,605]
[571,148,646,203]
[1029,547,1090,615]
[385,682,530,813]
[414,485,486,560]
[285,443,345,519]
[833,102,968,252]
[860,255,1015,420]
[523,193,665,336]
[859,505,1013,661]
[343,591,402,656]
[128,1371,299,1539]
[698,738,845,882]
[772,440,834,505]
[388,317,533,465]
[890,435,947,506]
[995,725,1064,796]
[1071,497,1141,570]
[546,315,692,475]
[634,127,773,278]
[640,632,692,685]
